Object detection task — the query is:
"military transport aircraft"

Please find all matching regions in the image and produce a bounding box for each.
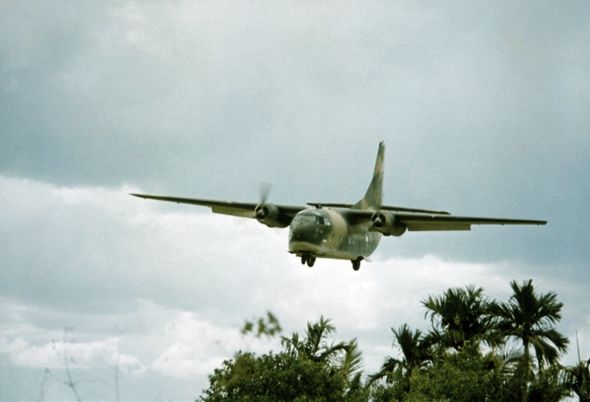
[131,142,546,271]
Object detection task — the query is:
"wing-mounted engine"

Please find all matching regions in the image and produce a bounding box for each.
[371,211,407,236]
[254,183,291,228]
[255,203,290,228]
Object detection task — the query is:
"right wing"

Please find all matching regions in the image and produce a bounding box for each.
[308,202,450,215]
[341,208,546,232]
[130,193,305,222]
[396,213,547,231]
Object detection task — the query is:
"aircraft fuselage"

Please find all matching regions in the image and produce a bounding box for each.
[288,208,381,263]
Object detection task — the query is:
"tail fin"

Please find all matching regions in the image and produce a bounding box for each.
[353,141,384,210]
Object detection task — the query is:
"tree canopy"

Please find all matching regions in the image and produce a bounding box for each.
[200,317,366,402]
[198,279,586,402]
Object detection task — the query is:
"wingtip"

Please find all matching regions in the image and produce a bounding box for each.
[528,220,547,225]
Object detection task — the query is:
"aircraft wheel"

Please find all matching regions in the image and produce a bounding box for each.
[352,258,362,271]
[301,255,307,265]
[307,256,316,267]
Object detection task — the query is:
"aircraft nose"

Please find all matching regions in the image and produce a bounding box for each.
[290,221,321,244]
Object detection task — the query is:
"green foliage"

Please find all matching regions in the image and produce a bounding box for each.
[241,311,282,338]
[369,365,414,402]
[490,279,569,402]
[528,365,570,402]
[404,343,506,402]
[491,280,569,368]
[422,285,496,351]
[200,316,367,402]
[368,323,430,400]
[201,280,573,402]
[565,357,590,402]
[200,351,350,402]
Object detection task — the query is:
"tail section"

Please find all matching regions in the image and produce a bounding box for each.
[353,141,384,210]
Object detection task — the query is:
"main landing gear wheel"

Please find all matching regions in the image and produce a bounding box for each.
[352,257,362,271]
[301,255,316,267]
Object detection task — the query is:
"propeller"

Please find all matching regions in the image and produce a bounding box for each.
[253,183,289,228]
[260,182,272,205]
[255,183,273,220]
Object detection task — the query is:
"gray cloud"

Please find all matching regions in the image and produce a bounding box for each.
[1,2,587,190]
[1,2,588,268]
[1,1,589,400]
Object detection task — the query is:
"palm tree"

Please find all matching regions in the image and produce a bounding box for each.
[490,279,569,402]
[282,316,349,362]
[422,285,496,350]
[338,339,365,398]
[566,358,590,402]
[281,316,363,394]
[369,324,429,386]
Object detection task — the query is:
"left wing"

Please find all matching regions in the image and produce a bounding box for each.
[130,193,305,225]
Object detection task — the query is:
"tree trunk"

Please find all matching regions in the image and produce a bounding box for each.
[521,340,529,402]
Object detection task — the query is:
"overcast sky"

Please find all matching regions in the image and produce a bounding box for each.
[1,1,589,400]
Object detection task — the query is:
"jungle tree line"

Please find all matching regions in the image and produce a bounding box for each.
[198,280,590,402]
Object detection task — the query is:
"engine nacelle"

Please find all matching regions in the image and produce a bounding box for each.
[371,211,407,236]
[255,203,289,228]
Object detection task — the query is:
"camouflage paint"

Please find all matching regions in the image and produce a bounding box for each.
[131,141,545,270]
[288,143,385,264]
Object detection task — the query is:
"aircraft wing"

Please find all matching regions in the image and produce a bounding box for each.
[130,193,305,220]
[396,213,547,231]
[344,208,546,231]
[308,202,450,215]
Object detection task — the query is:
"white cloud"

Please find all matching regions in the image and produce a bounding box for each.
[1,174,588,397]
[150,312,241,378]
[0,296,279,382]
[0,335,139,371]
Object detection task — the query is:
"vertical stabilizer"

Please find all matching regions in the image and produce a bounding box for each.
[353,142,384,210]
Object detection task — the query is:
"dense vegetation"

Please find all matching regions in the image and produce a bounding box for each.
[198,280,590,402]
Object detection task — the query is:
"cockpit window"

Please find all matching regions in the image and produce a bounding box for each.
[295,215,316,223]
[294,212,331,226]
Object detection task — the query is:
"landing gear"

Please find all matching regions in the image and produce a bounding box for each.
[300,254,316,267]
[352,257,362,271]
